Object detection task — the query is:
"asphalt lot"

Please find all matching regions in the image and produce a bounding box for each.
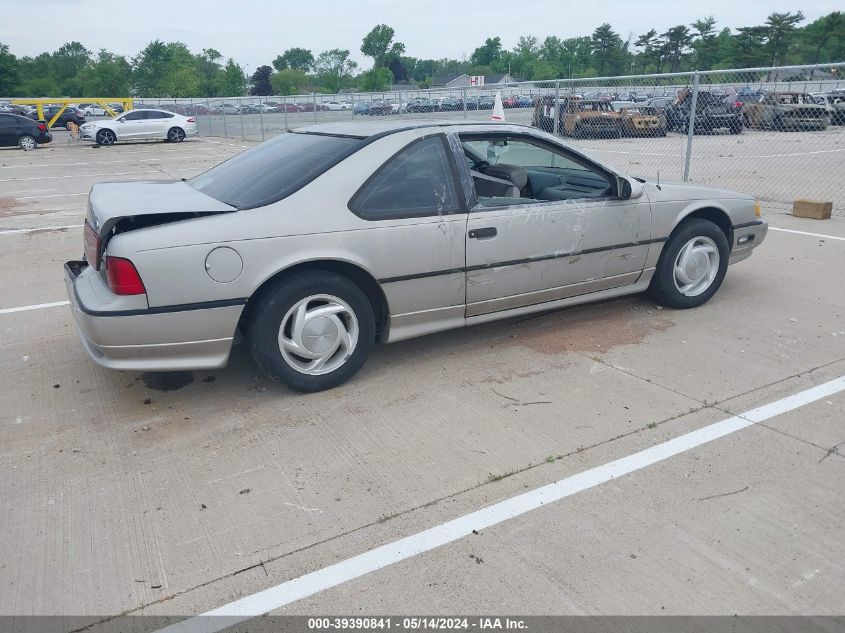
[0,131,844,627]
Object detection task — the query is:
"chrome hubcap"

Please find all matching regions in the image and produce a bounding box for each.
[21,137,35,150]
[169,129,184,141]
[673,236,720,297]
[278,295,358,375]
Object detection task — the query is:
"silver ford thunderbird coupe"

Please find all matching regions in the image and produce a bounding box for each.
[64,120,767,391]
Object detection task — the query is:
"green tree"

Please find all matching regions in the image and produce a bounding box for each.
[270,69,308,95]
[764,11,805,66]
[359,67,393,91]
[634,29,659,73]
[197,48,224,97]
[52,42,92,92]
[361,24,405,68]
[220,58,246,95]
[661,25,692,72]
[0,44,19,94]
[590,23,624,75]
[691,17,718,69]
[795,11,845,64]
[314,49,357,93]
[78,50,132,96]
[272,48,314,72]
[470,37,502,67]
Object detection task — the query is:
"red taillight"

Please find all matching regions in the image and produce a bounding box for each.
[83,221,101,269]
[187,117,196,123]
[106,257,146,295]
[37,123,47,132]
[734,101,742,107]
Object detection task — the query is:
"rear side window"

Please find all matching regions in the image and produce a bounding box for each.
[350,136,460,220]
[122,111,145,121]
[145,111,174,119]
[189,132,362,209]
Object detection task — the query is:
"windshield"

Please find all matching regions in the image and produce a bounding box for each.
[189,132,363,209]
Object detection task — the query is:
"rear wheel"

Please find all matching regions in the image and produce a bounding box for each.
[167,127,186,142]
[247,271,376,392]
[96,129,116,145]
[18,135,36,151]
[648,218,729,309]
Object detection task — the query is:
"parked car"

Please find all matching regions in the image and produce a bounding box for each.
[1,104,34,116]
[63,119,767,392]
[742,92,827,130]
[516,95,533,108]
[32,105,86,129]
[212,103,240,115]
[0,113,52,150]
[79,104,109,116]
[366,100,394,116]
[502,95,520,108]
[813,93,845,125]
[645,97,673,113]
[79,108,198,145]
[108,103,126,114]
[406,98,437,113]
[477,95,496,110]
[299,102,329,112]
[611,101,667,136]
[461,96,479,111]
[439,97,462,111]
[325,101,352,111]
[533,96,624,138]
[353,101,371,115]
[665,90,743,134]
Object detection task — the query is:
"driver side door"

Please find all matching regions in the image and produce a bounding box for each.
[456,133,652,318]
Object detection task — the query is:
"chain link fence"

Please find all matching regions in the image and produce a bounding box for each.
[106,62,845,215]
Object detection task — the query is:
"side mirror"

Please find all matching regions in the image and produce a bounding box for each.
[619,179,633,199]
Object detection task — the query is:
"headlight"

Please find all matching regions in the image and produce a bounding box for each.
[754,201,762,217]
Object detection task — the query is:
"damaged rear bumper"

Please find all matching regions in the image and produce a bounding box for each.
[64,261,243,371]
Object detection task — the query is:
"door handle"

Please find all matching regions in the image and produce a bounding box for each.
[468,227,497,239]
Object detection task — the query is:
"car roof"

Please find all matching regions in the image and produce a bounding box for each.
[292,119,539,139]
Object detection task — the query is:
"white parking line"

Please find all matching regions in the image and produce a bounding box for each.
[0,225,79,235]
[0,301,69,315]
[12,193,87,200]
[770,227,845,242]
[157,375,845,633]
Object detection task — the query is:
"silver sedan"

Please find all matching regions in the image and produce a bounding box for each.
[64,120,767,391]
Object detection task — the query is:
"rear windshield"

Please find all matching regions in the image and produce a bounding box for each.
[189,132,363,209]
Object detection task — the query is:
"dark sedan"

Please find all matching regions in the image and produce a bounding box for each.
[30,105,86,129]
[0,113,52,150]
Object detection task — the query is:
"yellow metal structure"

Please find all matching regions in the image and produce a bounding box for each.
[9,98,134,128]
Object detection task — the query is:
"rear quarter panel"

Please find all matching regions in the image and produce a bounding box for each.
[106,128,466,318]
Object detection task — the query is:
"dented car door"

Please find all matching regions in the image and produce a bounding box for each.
[456,134,652,318]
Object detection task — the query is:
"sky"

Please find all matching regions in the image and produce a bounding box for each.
[1,0,839,73]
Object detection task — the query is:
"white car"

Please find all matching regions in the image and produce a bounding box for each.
[80,108,199,145]
[325,101,352,111]
[83,105,108,116]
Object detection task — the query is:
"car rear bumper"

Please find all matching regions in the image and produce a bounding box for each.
[64,261,242,371]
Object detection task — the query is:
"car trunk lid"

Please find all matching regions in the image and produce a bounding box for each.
[85,180,236,269]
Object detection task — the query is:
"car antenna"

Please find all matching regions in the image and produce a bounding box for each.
[656,170,661,190]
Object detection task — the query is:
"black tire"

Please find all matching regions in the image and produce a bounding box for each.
[247,271,376,392]
[648,218,729,309]
[18,134,37,151]
[167,127,186,142]
[729,119,743,134]
[96,129,116,145]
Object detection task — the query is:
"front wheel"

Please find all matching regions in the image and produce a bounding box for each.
[18,134,37,151]
[167,127,186,142]
[247,271,376,392]
[648,218,729,309]
[96,129,116,145]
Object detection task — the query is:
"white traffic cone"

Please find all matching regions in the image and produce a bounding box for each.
[491,91,505,121]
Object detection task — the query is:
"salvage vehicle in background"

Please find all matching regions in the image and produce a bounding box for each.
[64,120,766,392]
[665,90,743,134]
[742,92,828,130]
[79,108,198,145]
[30,105,86,130]
[533,96,625,138]
[611,101,667,136]
[811,93,845,125]
[0,113,52,149]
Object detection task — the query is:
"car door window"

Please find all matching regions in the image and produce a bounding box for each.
[350,136,460,220]
[461,136,614,208]
[121,111,145,121]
